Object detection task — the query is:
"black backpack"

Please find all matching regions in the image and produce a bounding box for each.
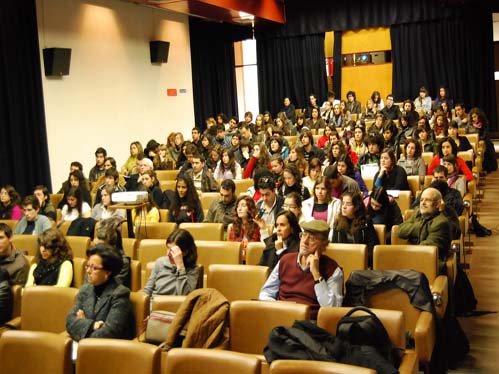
[336,306,401,368]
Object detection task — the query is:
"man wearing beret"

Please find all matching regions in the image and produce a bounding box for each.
[259,220,343,319]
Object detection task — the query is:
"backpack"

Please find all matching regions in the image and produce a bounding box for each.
[470,214,491,237]
[336,306,401,368]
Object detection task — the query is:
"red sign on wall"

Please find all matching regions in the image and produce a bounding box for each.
[167,88,177,96]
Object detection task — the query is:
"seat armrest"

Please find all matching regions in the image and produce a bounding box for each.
[0,317,21,338]
[430,275,448,319]
[414,311,436,363]
[398,350,419,374]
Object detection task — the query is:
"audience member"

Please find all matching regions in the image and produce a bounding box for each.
[204,179,237,230]
[121,141,143,176]
[89,147,107,183]
[414,86,432,112]
[380,94,401,120]
[33,185,57,221]
[168,177,203,224]
[0,268,13,324]
[0,185,22,220]
[60,187,91,222]
[365,187,403,244]
[25,228,73,287]
[323,164,361,199]
[373,148,410,190]
[255,176,284,226]
[0,223,29,286]
[58,170,92,208]
[397,139,426,184]
[92,186,126,221]
[14,195,52,235]
[228,196,261,261]
[259,220,343,319]
[213,149,242,180]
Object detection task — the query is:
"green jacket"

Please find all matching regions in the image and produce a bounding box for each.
[398,208,451,260]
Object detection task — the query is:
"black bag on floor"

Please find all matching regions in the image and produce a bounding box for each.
[453,266,477,316]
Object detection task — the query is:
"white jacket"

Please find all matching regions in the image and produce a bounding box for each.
[301,197,341,241]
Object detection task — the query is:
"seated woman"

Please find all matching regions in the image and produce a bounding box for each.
[443,154,466,197]
[143,229,200,297]
[259,210,301,270]
[58,170,92,209]
[91,186,125,221]
[283,191,305,224]
[335,154,369,197]
[132,194,160,227]
[153,144,175,171]
[267,135,289,160]
[427,137,474,181]
[317,125,334,149]
[286,143,308,178]
[228,196,261,261]
[364,187,403,244]
[332,192,379,267]
[301,176,342,241]
[447,120,473,153]
[349,124,368,158]
[243,142,271,179]
[121,141,143,176]
[60,187,92,222]
[373,148,410,191]
[140,170,164,208]
[397,138,426,185]
[66,244,133,340]
[168,177,203,224]
[0,185,22,220]
[94,217,130,288]
[415,120,436,153]
[279,164,311,200]
[213,149,242,180]
[25,228,73,287]
[302,158,322,196]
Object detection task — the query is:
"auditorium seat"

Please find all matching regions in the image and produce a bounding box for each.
[66,235,92,258]
[179,222,224,241]
[323,243,367,285]
[246,242,265,266]
[12,234,38,256]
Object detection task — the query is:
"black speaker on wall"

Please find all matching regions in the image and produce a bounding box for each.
[150,41,170,63]
[43,48,71,76]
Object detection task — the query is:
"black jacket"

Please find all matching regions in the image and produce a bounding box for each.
[259,234,300,270]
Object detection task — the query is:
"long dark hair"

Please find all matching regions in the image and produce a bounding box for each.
[232,195,258,239]
[0,185,21,219]
[66,187,84,215]
[167,229,197,269]
[334,192,367,234]
[221,148,237,177]
[366,186,390,222]
[170,177,200,220]
[36,228,73,263]
[275,210,301,242]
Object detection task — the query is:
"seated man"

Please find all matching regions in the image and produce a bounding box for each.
[95,168,126,205]
[126,157,153,192]
[203,179,236,230]
[0,223,29,286]
[259,220,343,319]
[255,177,284,226]
[323,164,361,199]
[33,185,57,221]
[89,147,107,183]
[399,187,452,267]
[14,195,52,235]
[184,153,219,194]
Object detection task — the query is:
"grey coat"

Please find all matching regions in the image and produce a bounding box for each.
[66,279,133,341]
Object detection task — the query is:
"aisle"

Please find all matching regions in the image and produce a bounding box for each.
[455,170,499,374]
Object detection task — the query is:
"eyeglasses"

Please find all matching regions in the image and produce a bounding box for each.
[299,231,322,243]
[283,204,298,210]
[85,264,104,272]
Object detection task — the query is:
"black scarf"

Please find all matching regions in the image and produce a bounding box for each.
[33,259,63,285]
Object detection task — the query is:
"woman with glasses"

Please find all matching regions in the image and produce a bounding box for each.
[143,229,200,297]
[332,192,379,266]
[282,192,304,224]
[25,228,73,287]
[66,244,133,340]
[259,210,301,270]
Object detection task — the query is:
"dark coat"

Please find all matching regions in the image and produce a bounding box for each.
[259,234,300,270]
[66,279,133,341]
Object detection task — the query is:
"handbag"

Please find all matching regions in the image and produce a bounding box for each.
[145,311,176,345]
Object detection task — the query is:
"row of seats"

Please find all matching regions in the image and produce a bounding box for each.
[0,299,418,374]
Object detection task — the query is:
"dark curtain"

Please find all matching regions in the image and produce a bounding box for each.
[0,1,52,196]
[274,0,457,37]
[256,33,328,115]
[189,18,251,130]
[332,31,343,100]
[391,7,497,131]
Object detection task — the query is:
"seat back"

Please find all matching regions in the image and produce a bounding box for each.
[196,240,242,268]
[155,169,179,181]
[0,331,72,374]
[390,225,408,245]
[269,360,376,374]
[0,220,18,231]
[407,175,421,198]
[373,244,438,283]
[21,286,78,332]
[159,180,177,192]
[159,209,169,222]
[76,338,161,374]
[50,194,65,209]
[11,285,22,319]
[373,224,386,245]
[129,260,142,292]
[123,222,177,240]
[234,179,255,196]
[164,348,261,374]
[229,300,309,354]
[246,242,265,266]
[179,222,224,241]
[324,243,367,284]
[317,307,405,350]
[12,234,39,256]
[138,239,167,266]
[122,237,138,259]
[151,295,187,313]
[66,235,92,258]
[391,191,412,214]
[200,192,220,211]
[207,264,270,302]
[72,257,87,288]
[130,291,150,338]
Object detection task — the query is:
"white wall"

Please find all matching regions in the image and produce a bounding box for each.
[36,0,195,190]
